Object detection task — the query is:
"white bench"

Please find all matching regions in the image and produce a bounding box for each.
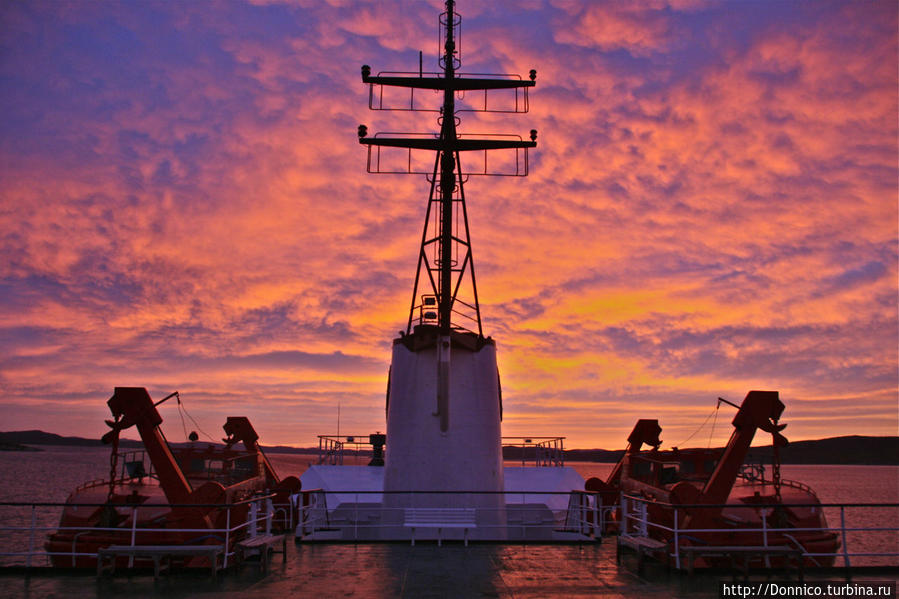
[403,508,477,546]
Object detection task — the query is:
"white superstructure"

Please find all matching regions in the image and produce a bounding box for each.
[382,330,505,539]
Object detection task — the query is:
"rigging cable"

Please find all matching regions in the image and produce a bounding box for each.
[176,395,190,441]
[675,403,719,448]
[708,401,719,449]
[175,393,216,442]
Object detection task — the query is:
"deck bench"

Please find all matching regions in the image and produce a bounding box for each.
[237,534,287,573]
[680,545,804,580]
[616,534,668,574]
[96,544,223,580]
[404,508,477,546]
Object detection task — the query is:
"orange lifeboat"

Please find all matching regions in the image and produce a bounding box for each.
[595,391,840,568]
[44,387,299,568]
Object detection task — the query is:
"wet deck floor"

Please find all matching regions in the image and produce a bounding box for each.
[1,541,896,599]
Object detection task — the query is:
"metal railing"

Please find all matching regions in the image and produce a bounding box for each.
[618,493,899,569]
[0,493,294,569]
[0,490,602,566]
[292,488,605,542]
[737,463,820,498]
[316,436,566,468]
[501,437,566,467]
[318,435,383,465]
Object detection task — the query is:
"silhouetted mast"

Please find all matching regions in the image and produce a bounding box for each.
[358,0,537,338]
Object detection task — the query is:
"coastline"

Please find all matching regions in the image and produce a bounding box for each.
[2,431,896,464]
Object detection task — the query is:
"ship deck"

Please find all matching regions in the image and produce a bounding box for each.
[3,540,896,599]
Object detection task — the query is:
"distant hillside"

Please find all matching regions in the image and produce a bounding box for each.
[745,435,898,465]
[512,436,897,465]
[0,430,141,448]
[0,430,321,453]
[1,430,895,464]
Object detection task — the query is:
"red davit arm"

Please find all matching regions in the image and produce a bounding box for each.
[222,416,280,485]
[606,419,663,487]
[698,390,788,505]
[222,416,302,500]
[586,418,662,500]
[104,387,194,505]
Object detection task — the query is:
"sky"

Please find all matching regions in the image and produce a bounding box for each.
[1,0,896,451]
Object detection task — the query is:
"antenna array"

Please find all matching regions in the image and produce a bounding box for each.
[358,0,537,337]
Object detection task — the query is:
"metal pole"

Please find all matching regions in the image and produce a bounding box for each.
[128,506,138,568]
[438,0,457,336]
[673,507,680,570]
[27,505,35,568]
[224,507,231,569]
[840,506,850,568]
[521,492,526,538]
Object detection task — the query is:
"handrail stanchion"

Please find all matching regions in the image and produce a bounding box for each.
[673,507,680,570]
[354,492,359,541]
[593,493,600,538]
[840,506,850,568]
[637,499,648,537]
[249,500,258,538]
[761,509,771,568]
[521,492,526,538]
[224,506,231,569]
[128,506,138,568]
[27,505,36,568]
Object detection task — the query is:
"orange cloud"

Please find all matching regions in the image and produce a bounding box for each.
[0,0,895,449]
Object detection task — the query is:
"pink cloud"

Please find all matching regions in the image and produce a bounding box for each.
[0,0,895,449]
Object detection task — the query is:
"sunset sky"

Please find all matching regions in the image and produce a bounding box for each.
[1,0,896,451]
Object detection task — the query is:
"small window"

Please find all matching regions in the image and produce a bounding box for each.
[632,461,651,479]
[661,466,678,485]
[125,461,147,478]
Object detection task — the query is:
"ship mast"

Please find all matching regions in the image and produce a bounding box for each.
[437,1,458,337]
[358,0,537,338]
[368,1,537,527]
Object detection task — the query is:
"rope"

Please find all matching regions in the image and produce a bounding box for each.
[708,402,719,448]
[676,404,718,448]
[176,396,190,440]
[176,393,216,442]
